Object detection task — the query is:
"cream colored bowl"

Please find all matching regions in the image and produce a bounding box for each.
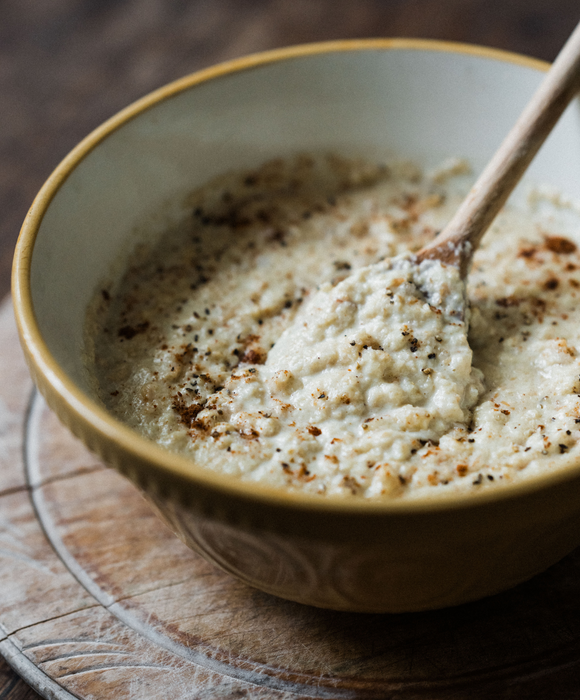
[12,40,580,613]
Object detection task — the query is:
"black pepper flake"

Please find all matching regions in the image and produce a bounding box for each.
[350,342,356,346]
[428,353,436,359]
[472,475,483,485]
[284,300,293,309]
[318,393,326,399]
[487,475,494,481]
[208,329,214,335]
[258,319,263,325]
[118,321,150,340]
[559,444,569,453]
[205,308,210,315]
[567,430,572,435]
[468,438,475,443]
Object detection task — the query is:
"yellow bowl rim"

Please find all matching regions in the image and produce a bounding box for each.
[14,36,573,519]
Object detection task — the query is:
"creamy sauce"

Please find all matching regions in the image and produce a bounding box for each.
[86,154,580,499]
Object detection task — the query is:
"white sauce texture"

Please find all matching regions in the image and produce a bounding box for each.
[86,154,580,499]
[210,258,485,496]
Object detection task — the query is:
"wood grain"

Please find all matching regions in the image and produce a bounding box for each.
[0,309,36,497]
[5,608,297,700]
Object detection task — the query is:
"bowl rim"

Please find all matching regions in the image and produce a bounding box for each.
[15,36,576,520]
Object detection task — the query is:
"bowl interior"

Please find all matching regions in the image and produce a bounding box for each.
[26,43,580,401]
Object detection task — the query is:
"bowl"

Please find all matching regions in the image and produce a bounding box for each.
[12,39,580,613]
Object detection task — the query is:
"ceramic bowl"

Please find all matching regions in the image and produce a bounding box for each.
[12,40,580,613]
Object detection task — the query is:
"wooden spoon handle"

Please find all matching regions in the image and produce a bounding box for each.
[417,20,580,275]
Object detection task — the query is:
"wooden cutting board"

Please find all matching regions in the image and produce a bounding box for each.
[2,296,580,699]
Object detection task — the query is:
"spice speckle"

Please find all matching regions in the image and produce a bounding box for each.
[88,153,580,501]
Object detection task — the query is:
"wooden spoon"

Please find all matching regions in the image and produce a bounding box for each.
[415,21,580,277]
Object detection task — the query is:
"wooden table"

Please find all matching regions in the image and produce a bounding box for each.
[1,1,578,697]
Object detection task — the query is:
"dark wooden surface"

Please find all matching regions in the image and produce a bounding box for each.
[1,1,578,697]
